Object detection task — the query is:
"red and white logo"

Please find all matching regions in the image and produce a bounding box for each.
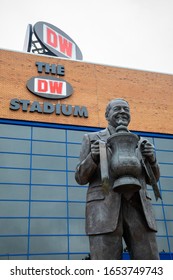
[27,76,73,99]
[35,78,66,95]
[43,25,76,59]
[33,22,83,60]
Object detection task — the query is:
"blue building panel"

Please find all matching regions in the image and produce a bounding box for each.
[0,119,173,260]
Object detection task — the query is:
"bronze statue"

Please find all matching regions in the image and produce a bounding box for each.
[75,98,161,260]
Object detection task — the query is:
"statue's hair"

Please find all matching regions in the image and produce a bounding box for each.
[105,98,129,119]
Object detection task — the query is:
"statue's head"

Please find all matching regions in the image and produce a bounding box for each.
[105,98,131,128]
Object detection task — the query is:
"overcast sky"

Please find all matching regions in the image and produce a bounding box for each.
[1,0,173,74]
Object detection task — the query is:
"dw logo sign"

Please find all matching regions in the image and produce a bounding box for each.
[33,22,83,60]
[26,76,73,99]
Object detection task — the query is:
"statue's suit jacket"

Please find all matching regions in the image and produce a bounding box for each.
[75,128,160,235]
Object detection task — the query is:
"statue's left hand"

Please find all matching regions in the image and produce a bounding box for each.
[141,140,156,164]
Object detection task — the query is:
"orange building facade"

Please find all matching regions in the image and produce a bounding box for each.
[1,49,173,134]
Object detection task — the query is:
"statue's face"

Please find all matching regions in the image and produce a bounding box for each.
[106,100,131,128]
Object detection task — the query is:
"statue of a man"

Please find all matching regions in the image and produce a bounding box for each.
[75,98,161,260]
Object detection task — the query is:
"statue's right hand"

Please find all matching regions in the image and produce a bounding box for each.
[91,140,100,163]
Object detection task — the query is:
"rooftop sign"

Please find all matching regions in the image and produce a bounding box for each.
[33,21,83,60]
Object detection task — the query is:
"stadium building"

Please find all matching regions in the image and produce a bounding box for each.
[0,22,173,260]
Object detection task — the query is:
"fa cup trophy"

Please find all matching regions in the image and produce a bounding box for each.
[107,125,142,193]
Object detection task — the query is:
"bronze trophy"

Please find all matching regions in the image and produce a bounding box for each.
[107,125,142,193]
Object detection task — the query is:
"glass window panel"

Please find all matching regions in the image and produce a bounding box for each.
[0,256,9,260]
[154,138,173,150]
[0,154,30,168]
[30,254,68,260]
[67,130,85,143]
[161,191,173,204]
[30,219,67,235]
[0,255,27,260]
[146,184,152,191]
[0,169,30,184]
[164,206,173,220]
[167,221,173,236]
[148,137,154,144]
[69,219,85,234]
[31,186,66,201]
[159,177,173,191]
[67,144,81,157]
[0,237,28,254]
[0,185,29,200]
[0,124,31,139]
[69,253,89,260]
[68,172,79,186]
[68,187,87,201]
[30,202,67,217]
[156,236,169,252]
[33,127,65,141]
[32,170,66,185]
[146,190,161,205]
[0,201,29,217]
[68,202,85,218]
[8,255,28,260]
[169,237,173,251]
[0,139,30,153]
[156,151,173,163]
[69,236,89,252]
[68,157,78,171]
[0,219,28,235]
[32,141,65,156]
[30,236,67,253]
[156,221,167,235]
[153,205,164,219]
[32,155,66,170]
[159,164,173,177]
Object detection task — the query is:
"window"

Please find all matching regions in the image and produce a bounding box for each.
[0,121,173,259]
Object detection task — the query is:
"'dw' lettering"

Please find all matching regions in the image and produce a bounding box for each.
[49,81,63,94]
[59,35,73,57]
